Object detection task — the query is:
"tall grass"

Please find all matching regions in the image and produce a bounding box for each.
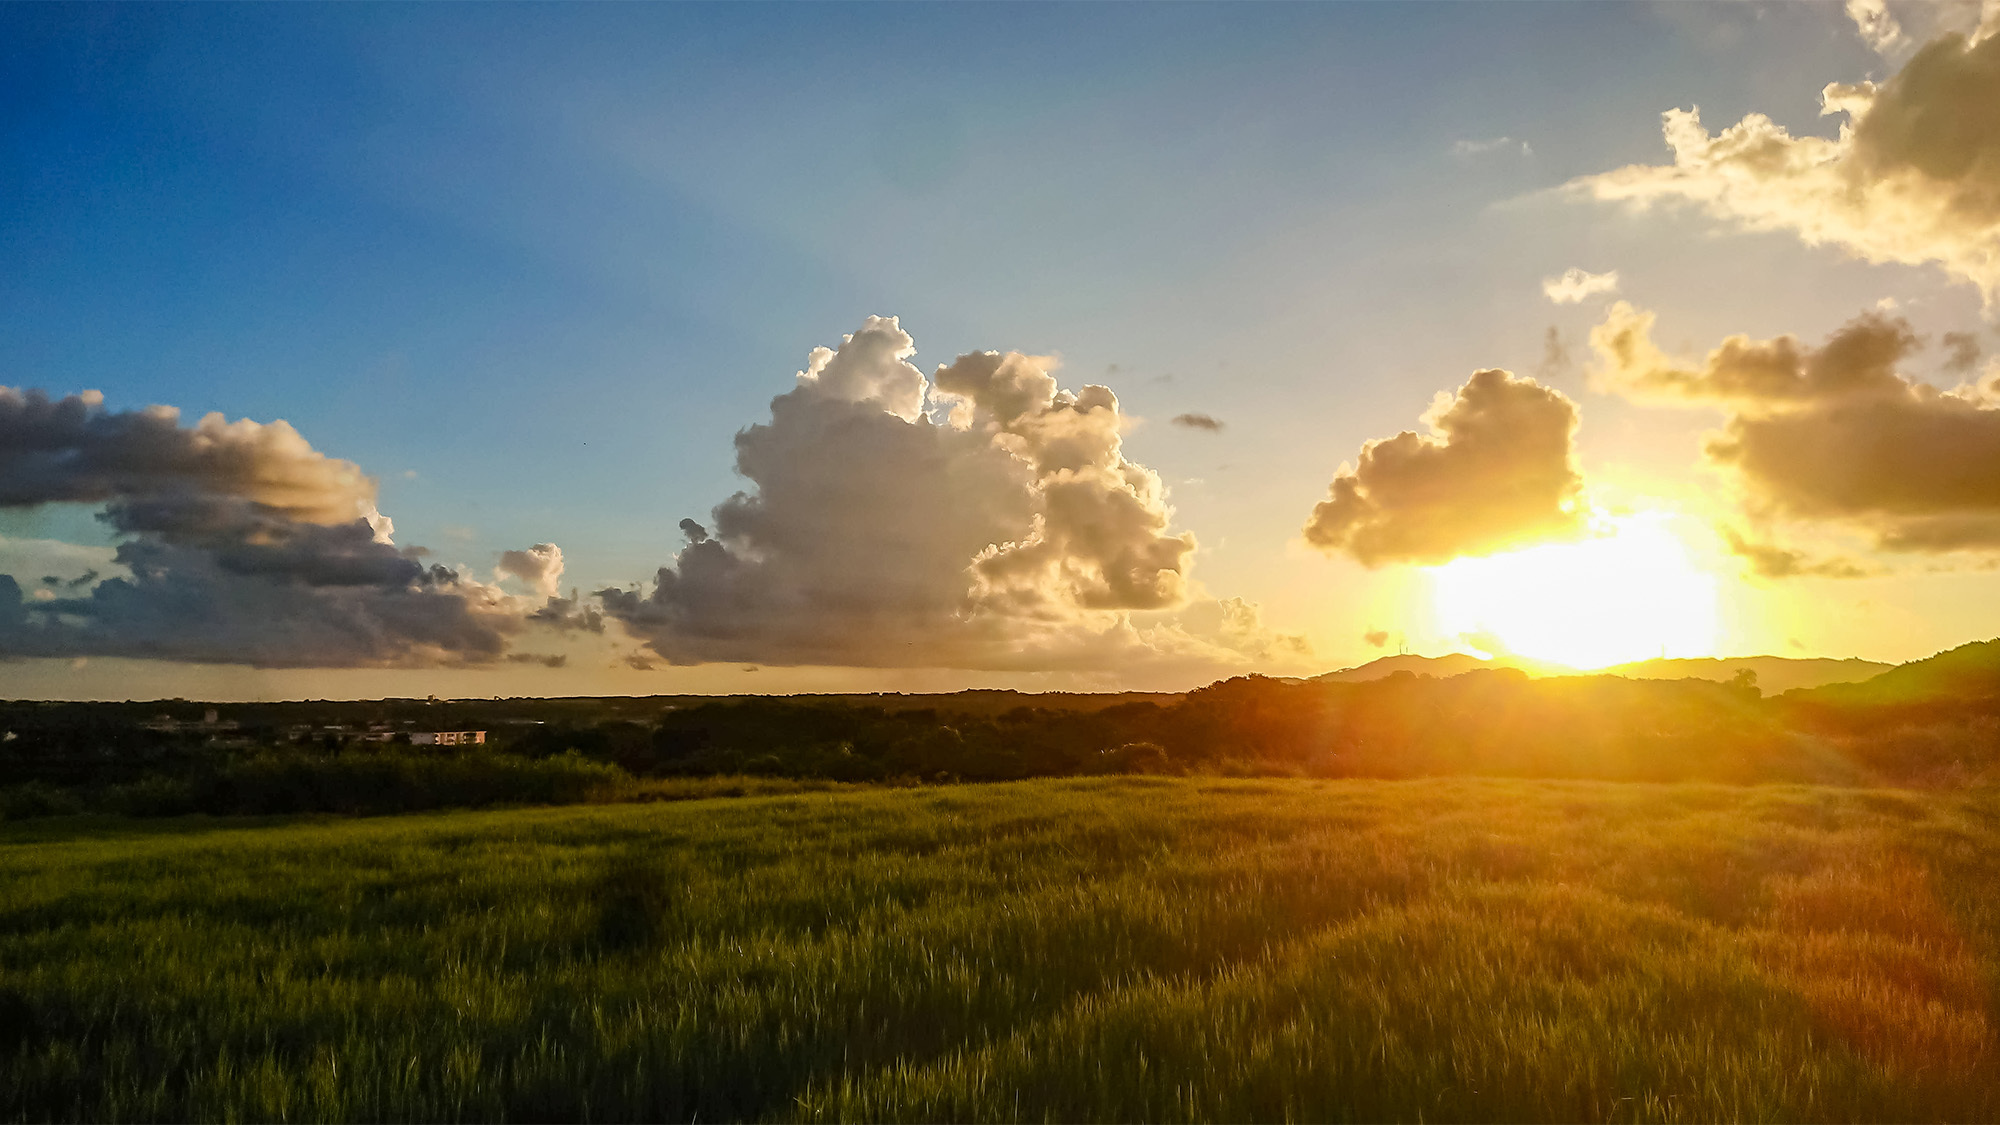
[4,777,2000,1121]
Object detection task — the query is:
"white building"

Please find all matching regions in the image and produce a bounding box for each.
[412,730,487,746]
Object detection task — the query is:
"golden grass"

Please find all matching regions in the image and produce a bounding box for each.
[4,777,2000,1121]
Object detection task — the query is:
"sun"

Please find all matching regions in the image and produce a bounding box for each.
[1428,514,1720,670]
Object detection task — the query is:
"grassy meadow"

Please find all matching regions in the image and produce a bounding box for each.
[5,776,2000,1121]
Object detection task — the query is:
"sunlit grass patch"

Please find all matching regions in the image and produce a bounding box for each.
[4,777,2000,1121]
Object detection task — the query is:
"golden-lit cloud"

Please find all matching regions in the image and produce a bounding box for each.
[1593,301,2000,555]
[1576,24,2000,302]
[1846,0,1906,55]
[497,543,566,598]
[600,317,1304,672]
[1302,369,1585,566]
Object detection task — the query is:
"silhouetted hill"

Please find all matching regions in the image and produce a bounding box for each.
[1601,656,1890,695]
[1317,653,1889,694]
[1313,654,1501,682]
[1796,639,2000,706]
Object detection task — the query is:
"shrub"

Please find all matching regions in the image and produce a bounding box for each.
[0,782,85,820]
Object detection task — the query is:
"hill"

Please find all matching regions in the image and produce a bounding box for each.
[1796,638,2000,706]
[1600,656,1890,695]
[1313,653,1523,682]
[1315,653,1890,694]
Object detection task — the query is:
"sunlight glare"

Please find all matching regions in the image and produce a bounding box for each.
[1428,515,1719,669]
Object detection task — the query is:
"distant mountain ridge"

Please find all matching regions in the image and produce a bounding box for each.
[1313,653,1501,683]
[1315,653,1894,694]
[1604,657,1894,695]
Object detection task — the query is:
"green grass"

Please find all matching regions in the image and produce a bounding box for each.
[4,777,2000,1121]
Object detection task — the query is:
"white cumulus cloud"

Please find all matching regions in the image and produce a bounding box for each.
[1542,268,1621,304]
[599,317,1306,673]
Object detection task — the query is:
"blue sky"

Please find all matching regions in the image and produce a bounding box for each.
[5,2,1997,698]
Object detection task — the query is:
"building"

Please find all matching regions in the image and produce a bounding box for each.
[142,709,240,735]
[411,730,487,746]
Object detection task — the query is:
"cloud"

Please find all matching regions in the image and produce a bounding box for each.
[1574,26,2000,302]
[0,536,119,593]
[598,317,1301,672]
[0,388,378,524]
[1537,326,1573,378]
[65,570,97,590]
[1302,369,1585,567]
[1453,137,1533,158]
[1944,330,1985,373]
[1720,526,1872,579]
[1170,413,1226,432]
[1542,268,1621,304]
[1846,0,1906,54]
[497,543,565,598]
[1363,628,1391,648]
[0,388,576,666]
[528,589,604,634]
[1592,301,2000,554]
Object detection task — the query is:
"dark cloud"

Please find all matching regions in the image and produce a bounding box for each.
[1302,369,1585,566]
[1363,628,1391,648]
[529,591,604,634]
[0,386,570,666]
[1537,326,1572,379]
[1594,303,2000,555]
[0,388,377,523]
[0,538,520,667]
[1170,413,1226,432]
[1720,527,1871,579]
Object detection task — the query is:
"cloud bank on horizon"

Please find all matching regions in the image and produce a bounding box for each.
[0,321,1307,676]
[0,387,591,667]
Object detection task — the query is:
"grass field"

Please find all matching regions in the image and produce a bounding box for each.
[5,776,2000,1121]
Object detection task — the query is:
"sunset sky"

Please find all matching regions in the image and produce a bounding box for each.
[6,1,2000,699]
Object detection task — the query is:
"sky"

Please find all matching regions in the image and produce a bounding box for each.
[5,0,2000,700]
